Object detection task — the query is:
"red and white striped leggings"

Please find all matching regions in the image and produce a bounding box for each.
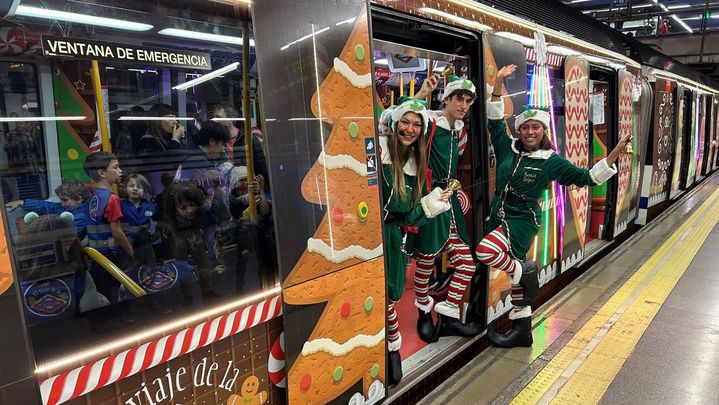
[476,226,525,306]
[414,225,477,308]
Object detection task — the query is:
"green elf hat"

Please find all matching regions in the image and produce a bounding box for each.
[383,97,430,135]
[442,75,476,101]
[514,108,551,132]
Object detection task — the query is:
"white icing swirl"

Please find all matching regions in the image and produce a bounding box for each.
[318,151,367,176]
[307,238,382,263]
[333,57,372,88]
[301,328,385,357]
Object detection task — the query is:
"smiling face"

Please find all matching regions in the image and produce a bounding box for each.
[241,376,260,396]
[396,111,423,149]
[518,119,546,151]
[444,92,474,121]
[125,178,143,202]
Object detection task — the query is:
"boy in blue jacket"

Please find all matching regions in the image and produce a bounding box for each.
[6,180,91,238]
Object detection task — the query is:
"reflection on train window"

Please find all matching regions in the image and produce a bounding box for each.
[0,2,278,364]
[0,63,48,202]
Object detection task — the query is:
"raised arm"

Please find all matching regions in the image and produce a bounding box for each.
[606,133,632,166]
[414,74,440,100]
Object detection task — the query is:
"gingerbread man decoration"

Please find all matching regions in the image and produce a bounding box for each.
[227,376,267,405]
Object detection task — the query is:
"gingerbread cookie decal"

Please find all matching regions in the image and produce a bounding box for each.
[227,376,267,405]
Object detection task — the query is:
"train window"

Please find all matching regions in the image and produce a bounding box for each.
[0,1,278,365]
[0,63,48,203]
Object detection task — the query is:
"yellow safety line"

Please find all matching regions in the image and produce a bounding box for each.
[512,187,719,405]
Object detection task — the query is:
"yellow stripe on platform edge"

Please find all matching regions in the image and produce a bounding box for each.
[511,187,719,405]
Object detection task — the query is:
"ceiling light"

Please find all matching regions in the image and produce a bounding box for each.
[448,0,640,67]
[671,14,694,33]
[336,17,356,26]
[118,116,195,121]
[173,62,239,91]
[0,116,86,122]
[280,26,330,51]
[14,5,153,31]
[495,32,535,47]
[210,117,245,121]
[374,58,389,66]
[419,7,493,31]
[157,28,253,46]
[667,4,691,9]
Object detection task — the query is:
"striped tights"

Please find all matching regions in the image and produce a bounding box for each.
[476,226,529,316]
[414,225,476,313]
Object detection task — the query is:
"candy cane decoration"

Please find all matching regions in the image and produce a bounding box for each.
[268,332,286,388]
[39,295,282,405]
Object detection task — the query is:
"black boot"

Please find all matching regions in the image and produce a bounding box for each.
[416,309,440,343]
[517,261,539,306]
[438,314,482,337]
[487,317,533,348]
[387,350,403,386]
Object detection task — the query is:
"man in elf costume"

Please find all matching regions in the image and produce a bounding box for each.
[406,73,480,341]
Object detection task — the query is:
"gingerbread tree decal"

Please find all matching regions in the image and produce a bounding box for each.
[282,9,386,404]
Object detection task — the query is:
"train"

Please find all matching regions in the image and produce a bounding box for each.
[0,0,716,404]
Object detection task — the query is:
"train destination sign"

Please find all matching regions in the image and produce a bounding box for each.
[41,36,212,70]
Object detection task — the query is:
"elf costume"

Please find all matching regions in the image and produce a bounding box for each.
[405,75,480,341]
[379,99,451,385]
[477,99,617,348]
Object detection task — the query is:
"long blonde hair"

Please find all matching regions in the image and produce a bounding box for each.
[387,115,427,203]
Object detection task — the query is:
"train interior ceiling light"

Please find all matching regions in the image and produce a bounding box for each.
[157,28,253,47]
[12,5,153,31]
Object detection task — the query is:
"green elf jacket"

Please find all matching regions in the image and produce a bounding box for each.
[393,97,470,256]
[485,100,617,260]
[380,135,450,301]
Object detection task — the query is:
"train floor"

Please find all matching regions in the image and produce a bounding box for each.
[422,173,719,405]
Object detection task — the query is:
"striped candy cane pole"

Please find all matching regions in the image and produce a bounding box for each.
[40,295,282,405]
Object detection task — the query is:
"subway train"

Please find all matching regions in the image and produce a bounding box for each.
[0,0,716,404]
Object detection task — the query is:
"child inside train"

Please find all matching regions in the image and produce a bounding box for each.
[6,179,91,239]
[155,180,219,303]
[83,151,133,303]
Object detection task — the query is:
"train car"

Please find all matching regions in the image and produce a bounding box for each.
[0,1,716,405]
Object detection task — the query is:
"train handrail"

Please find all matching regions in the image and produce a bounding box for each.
[83,247,146,297]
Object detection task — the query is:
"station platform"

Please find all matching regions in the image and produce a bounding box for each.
[422,173,719,404]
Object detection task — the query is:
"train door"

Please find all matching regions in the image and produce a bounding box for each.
[683,90,698,189]
[670,85,686,198]
[696,94,707,181]
[586,68,615,243]
[701,95,715,176]
[370,9,486,384]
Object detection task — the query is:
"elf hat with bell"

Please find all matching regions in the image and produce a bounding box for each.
[514,109,551,133]
[383,97,430,135]
[442,75,476,101]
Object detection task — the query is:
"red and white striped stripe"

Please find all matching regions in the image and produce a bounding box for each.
[39,295,283,405]
[525,47,564,67]
[458,127,467,156]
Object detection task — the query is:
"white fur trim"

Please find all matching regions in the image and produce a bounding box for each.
[487,100,504,120]
[510,262,522,285]
[589,158,618,184]
[390,99,429,135]
[442,78,476,100]
[514,109,551,133]
[508,306,532,320]
[379,135,418,176]
[388,335,402,352]
[509,140,555,160]
[434,301,460,319]
[430,110,464,132]
[420,188,451,218]
[486,83,494,95]
[415,296,435,314]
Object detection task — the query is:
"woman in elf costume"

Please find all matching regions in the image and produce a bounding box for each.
[379,98,452,385]
[478,65,631,348]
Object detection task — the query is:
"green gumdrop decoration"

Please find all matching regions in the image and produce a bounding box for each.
[370,364,380,378]
[333,366,344,382]
[488,65,495,77]
[355,44,366,61]
[364,296,374,312]
[348,122,359,139]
